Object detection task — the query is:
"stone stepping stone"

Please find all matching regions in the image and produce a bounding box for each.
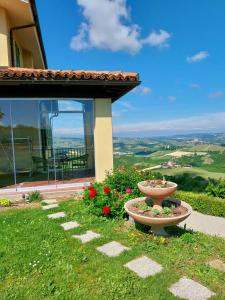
[96,241,130,257]
[42,199,57,205]
[61,221,80,231]
[124,256,162,278]
[169,277,215,300]
[42,204,59,210]
[72,230,100,244]
[47,212,65,219]
[207,259,225,272]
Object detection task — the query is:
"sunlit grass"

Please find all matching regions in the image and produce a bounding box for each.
[0,200,224,299]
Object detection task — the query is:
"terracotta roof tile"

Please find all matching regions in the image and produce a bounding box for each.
[0,67,139,82]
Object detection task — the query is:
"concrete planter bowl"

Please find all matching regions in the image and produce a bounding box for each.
[125,181,192,236]
[137,181,177,210]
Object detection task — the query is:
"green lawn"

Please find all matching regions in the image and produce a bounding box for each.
[159,167,225,179]
[0,200,225,299]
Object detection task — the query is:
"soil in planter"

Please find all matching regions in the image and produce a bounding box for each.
[129,199,188,218]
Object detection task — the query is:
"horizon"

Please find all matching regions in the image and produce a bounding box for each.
[36,0,225,137]
[54,131,225,140]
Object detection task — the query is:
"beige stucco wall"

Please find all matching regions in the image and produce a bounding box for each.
[94,98,113,182]
[0,7,34,68]
[0,7,10,66]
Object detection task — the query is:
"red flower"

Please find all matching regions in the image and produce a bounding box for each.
[88,189,97,199]
[114,202,119,207]
[125,188,132,194]
[88,186,95,191]
[103,186,111,194]
[102,206,110,215]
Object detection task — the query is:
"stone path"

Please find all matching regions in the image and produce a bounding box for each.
[179,211,225,238]
[42,204,59,210]
[169,277,215,300]
[72,230,101,244]
[41,199,217,299]
[61,221,80,231]
[47,212,65,219]
[207,259,225,272]
[42,199,57,205]
[124,256,162,278]
[97,241,129,257]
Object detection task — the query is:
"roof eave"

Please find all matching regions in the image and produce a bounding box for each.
[0,79,141,101]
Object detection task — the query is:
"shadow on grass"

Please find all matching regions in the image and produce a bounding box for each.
[134,221,193,237]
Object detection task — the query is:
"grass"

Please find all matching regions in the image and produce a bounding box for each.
[0,200,225,299]
[159,167,225,179]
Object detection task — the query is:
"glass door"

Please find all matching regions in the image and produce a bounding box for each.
[0,99,95,191]
[0,101,15,188]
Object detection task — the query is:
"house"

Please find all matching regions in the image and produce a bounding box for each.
[0,0,140,192]
[161,161,177,169]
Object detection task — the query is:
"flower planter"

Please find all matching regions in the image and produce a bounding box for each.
[124,180,192,236]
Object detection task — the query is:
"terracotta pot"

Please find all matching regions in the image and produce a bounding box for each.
[124,197,192,236]
[137,181,177,209]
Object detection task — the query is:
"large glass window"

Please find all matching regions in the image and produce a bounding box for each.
[0,99,95,190]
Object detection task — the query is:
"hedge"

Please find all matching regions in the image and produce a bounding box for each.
[175,191,225,217]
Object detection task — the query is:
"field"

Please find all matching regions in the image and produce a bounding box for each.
[113,133,225,180]
[159,167,225,179]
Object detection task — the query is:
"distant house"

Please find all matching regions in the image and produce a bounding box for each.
[161,161,179,168]
[183,165,193,168]
[0,0,140,192]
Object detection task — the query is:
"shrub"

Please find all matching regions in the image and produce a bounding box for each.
[83,182,135,218]
[104,167,142,194]
[165,173,208,193]
[28,191,43,202]
[83,168,171,218]
[206,178,225,199]
[175,191,225,217]
[105,167,160,195]
[0,198,11,207]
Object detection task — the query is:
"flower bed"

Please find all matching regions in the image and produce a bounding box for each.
[82,168,225,218]
[83,182,136,218]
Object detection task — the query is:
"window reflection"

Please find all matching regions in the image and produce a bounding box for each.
[0,99,95,189]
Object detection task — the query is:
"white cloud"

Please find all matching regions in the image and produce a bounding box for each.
[54,127,83,136]
[133,86,152,95]
[140,86,152,95]
[113,112,225,135]
[112,111,122,118]
[190,83,200,89]
[142,29,171,48]
[112,101,136,118]
[71,0,171,54]
[208,91,224,98]
[119,101,135,110]
[186,51,209,63]
[168,96,176,102]
[71,0,141,54]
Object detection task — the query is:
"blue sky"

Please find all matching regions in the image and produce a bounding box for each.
[36,0,225,137]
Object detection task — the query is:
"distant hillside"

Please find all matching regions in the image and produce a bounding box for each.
[189,144,225,153]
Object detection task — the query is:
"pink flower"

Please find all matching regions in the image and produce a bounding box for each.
[119,194,124,199]
[125,188,132,194]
